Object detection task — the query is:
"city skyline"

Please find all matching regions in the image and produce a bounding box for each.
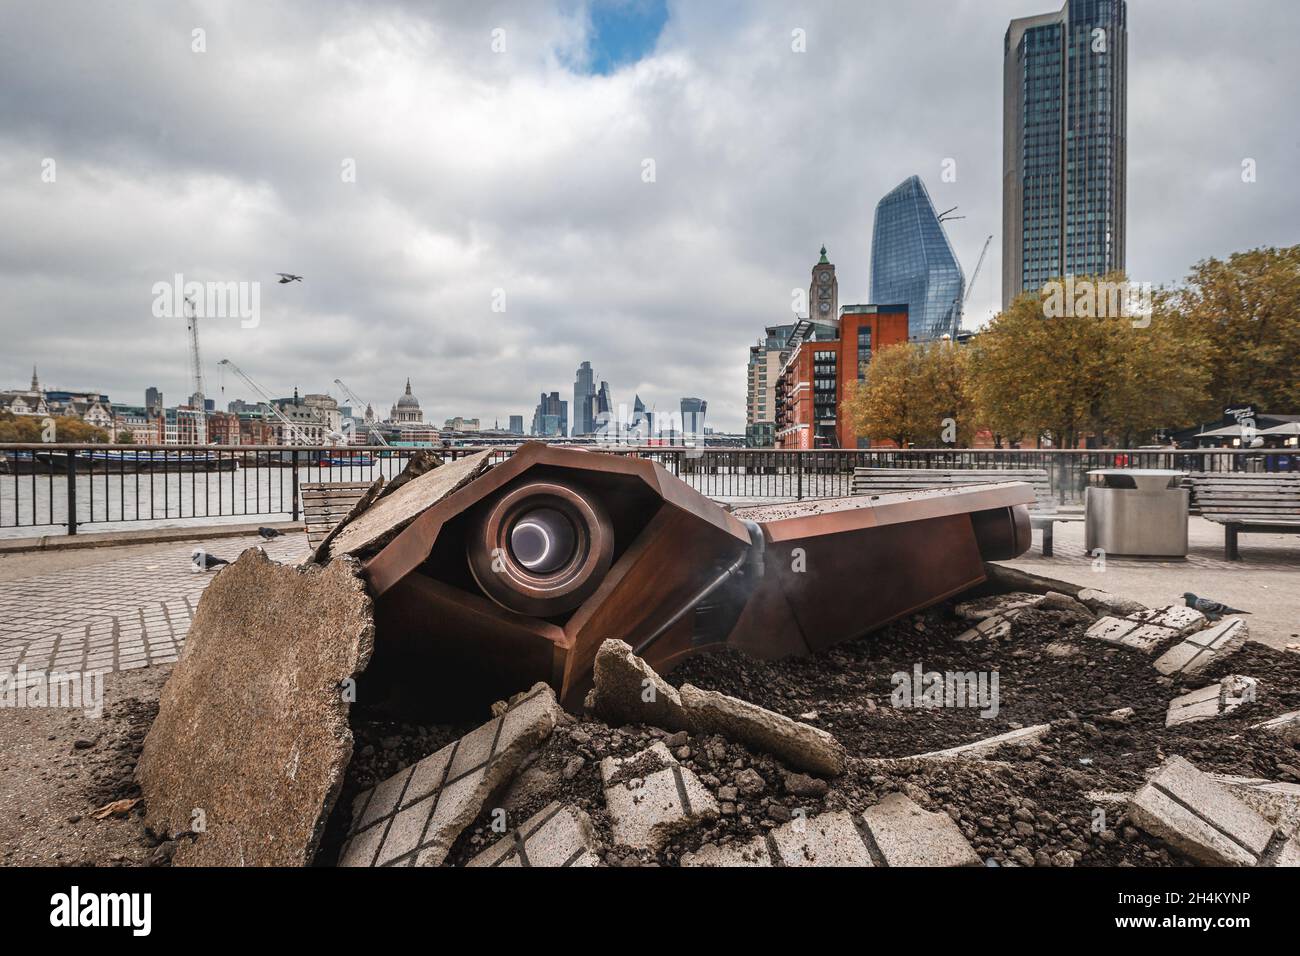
[2,1,1297,434]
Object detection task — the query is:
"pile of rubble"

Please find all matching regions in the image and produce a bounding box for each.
[126,449,1300,867]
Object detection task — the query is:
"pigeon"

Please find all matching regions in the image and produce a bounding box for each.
[191,549,230,572]
[1183,592,1250,621]
[257,526,283,539]
[276,273,303,284]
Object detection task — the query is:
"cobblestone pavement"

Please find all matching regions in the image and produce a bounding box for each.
[0,533,307,679]
[1006,517,1300,650]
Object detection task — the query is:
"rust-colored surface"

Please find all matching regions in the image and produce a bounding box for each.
[359,444,1035,717]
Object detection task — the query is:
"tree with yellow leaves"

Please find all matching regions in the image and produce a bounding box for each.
[843,340,975,446]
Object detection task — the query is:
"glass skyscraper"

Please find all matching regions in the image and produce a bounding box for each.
[1002,0,1127,308]
[869,175,965,342]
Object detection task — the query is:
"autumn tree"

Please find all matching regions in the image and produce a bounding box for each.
[1161,245,1300,414]
[844,341,976,446]
[969,274,1209,448]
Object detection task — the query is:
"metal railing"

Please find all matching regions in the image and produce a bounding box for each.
[1,443,1295,536]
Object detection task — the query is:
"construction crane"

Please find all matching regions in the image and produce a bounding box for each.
[948,234,994,333]
[184,296,206,407]
[333,378,389,446]
[218,358,319,446]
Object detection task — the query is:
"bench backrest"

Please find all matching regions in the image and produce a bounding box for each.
[1181,473,1300,521]
[851,467,1056,512]
[300,481,380,547]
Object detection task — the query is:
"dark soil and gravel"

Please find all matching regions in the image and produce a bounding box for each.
[10,590,1298,868]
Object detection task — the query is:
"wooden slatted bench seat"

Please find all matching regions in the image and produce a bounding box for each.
[300,481,381,549]
[1182,473,1300,560]
[852,467,1079,556]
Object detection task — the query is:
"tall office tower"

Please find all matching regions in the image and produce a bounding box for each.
[531,391,568,438]
[680,397,707,438]
[145,386,163,416]
[595,381,613,422]
[870,176,965,341]
[1003,0,1127,309]
[573,361,596,436]
[508,415,525,435]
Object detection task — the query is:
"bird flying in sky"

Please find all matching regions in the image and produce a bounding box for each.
[276,273,303,283]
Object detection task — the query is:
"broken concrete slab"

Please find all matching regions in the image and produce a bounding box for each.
[1154,618,1249,677]
[1084,616,1174,654]
[327,448,494,558]
[584,639,690,732]
[770,810,873,867]
[679,683,846,776]
[378,449,444,499]
[912,724,1051,760]
[1086,605,1209,655]
[1165,675,1258,728]
[956,610,1021,643]
[1076,588,1146,617]
[1037,591,1095,618]
[1128,605,1209,637]
[954,592,1042,621]
[684,812,873,867]
[1251,710,1300,744]
[1128,756,1275,866]
[600,741,718,852]
[860,793,981,867]
[136,548,374,866]
[681,835,774,867]
[467,801,600,867]
[1209,775,1300,838]
[338,682,559,866]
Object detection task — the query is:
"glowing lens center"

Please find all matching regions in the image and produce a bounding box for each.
[509,508,575,574]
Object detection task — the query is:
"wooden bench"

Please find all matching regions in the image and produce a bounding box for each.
[300,481,380,549]
[1182,473,1300,560]
[852,467,1079,556]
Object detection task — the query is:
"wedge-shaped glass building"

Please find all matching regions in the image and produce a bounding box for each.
[870,176,965,342]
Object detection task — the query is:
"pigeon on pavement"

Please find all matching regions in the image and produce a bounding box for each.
[191,549,230,572]
[257,526,283,539]
[1183,592,1249,621]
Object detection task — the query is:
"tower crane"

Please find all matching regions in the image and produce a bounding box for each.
[951,234,994,332]
[184,296,206,407]
[218,359,319,446]
[333,378,389,446]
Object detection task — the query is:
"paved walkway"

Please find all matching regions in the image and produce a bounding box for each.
[0,532,307,678]
[1005,516,1300,650]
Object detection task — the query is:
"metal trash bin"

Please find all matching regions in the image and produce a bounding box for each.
[1085,469,1189,557]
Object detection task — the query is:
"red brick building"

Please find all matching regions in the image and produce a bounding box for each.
[775,304,909,449]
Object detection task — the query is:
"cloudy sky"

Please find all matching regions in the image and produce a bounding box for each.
[2,0,1297,433]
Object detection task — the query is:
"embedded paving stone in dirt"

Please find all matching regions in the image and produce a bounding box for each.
[1085,605,1209,655]
[467,801,600,867]
[1127,755,1278,866]
[327,448,494,558]
[1154,619,1249,677]
[1166,676,1258,728]
[338,683,559,867]
[135,549,374,867]
[859,792,981,866]
[601,741,718,851]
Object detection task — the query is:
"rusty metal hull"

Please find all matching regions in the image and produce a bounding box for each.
[361,443,1034,713]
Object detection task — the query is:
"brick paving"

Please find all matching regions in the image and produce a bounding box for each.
[0,533,307,678]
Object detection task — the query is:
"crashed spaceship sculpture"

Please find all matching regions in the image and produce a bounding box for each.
[354,443,1034,712]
